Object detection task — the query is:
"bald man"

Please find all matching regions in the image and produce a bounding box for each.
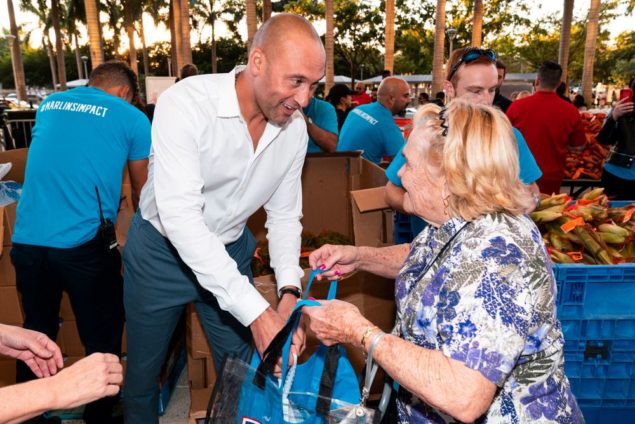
[122,14,325,422]
[337,77,410,164]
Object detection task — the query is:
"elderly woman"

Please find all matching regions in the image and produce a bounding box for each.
[304,101,582,423]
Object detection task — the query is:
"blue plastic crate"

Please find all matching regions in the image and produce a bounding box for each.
[554,264,635,319]
[553,261,635,419]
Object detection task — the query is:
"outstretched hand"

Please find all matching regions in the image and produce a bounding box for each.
[0,324,63,378]
[50,353,123,410]
[308,244,360,280]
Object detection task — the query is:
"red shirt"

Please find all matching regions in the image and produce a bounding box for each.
[506,91,586,190]
[352,92,372,106]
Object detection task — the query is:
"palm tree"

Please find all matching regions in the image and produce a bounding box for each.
[83,0,104,67]
[192,0,230,73]
[581,0,601,107]
[20,0,58,88]
[471,0,483,47]
[66,0,86,78]
[45,36,59,88]
[51,0,67,90]
[384,0,395,74]
[7,0,27,100]
[123,0,143,74]
[246,0,257,49]
[142,0,168,77]
[103,0,124,59]
[172,0,184,72]
[262,0,271,22]
[180,0,192,64]
[558,0,574,90]
[324,0,334,93]
[431,0,446,95]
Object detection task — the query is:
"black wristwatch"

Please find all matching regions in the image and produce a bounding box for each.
[279,286,302,299]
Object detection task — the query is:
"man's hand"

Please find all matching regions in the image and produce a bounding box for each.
[277,292,305,360]
[49,353,123,410]
[612,97,634,120]
[0,324,63,378]
[250,307,286,358]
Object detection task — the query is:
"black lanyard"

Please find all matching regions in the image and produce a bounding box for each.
[405,221,471,299]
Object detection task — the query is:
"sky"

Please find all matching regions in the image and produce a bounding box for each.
[1,0,633,51]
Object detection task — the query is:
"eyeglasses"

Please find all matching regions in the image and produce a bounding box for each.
[447,48,497,81]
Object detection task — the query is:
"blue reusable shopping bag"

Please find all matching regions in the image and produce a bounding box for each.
[207,270,363,423]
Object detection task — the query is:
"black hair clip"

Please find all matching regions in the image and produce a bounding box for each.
[439,107,449,136]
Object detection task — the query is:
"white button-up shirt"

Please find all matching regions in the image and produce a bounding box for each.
[140,67,306,326]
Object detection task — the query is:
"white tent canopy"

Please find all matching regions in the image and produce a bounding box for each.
[319,75,352,84]
[58,79,89,89]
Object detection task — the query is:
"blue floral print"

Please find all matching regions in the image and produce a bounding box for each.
[394,213,583,423]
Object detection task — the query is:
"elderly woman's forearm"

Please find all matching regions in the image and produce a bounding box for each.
[372,334,496,422]
[356,244,409,278]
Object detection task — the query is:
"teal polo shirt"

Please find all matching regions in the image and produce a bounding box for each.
[303,97,339,153]
[12,86,151,248]
[385,127,542,186]
[337,101,404,164]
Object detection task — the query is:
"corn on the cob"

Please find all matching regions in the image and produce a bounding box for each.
[530,210,563,223]
[598,223,630,238]
[597,232,627,245]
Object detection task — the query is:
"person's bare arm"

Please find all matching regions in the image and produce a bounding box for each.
[306,119,338,153]
[127,159,149,210]
[304,301,497,423]
[0,324,63,378]
[385,181,407,212]
[0,353,123,424]
[309,243,409,280]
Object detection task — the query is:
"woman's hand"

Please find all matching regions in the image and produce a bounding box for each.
[0,324,63,378]
[308,244,360,280]
[612,97,634,120]
[302,299,372,347]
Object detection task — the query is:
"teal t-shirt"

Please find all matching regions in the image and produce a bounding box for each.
[12,86,151,248]
[385,127,542,186]
[337,102,404,164]
[303,97,339,153]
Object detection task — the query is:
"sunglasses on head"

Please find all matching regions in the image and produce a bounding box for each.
[447,48,497,81]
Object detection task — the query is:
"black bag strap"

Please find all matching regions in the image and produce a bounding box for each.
[316,344,341,416]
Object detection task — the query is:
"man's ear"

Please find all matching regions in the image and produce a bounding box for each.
[443,80,454,100]
[249,47,266,76]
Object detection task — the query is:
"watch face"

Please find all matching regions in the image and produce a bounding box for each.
[308,117,313,124]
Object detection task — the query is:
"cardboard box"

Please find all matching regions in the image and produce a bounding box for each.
[60,292,75,321]
[350,186,394,247]
[0,202,17,255]
[0,148,28,183]
[189,386,214,423]
[0,286,23,324]
[247,152,388,245]
[187,354,216,390]
[186,305,213,360]
[0,248,16,287]
[0,358,17,387]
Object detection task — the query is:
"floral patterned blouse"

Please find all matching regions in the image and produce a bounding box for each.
[394,213,583,423]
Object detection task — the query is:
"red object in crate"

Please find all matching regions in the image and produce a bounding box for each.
[394,118,413,140]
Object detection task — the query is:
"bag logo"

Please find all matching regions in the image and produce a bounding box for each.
[241,417,262,424]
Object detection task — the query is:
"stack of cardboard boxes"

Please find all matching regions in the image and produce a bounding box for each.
[0,148,183,417]
[187,152,397,422]
[0,149,27,387]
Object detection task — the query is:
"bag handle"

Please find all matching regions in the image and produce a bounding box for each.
[255,269,339,388]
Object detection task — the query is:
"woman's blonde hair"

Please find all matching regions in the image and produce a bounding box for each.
[410,100,533,221]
